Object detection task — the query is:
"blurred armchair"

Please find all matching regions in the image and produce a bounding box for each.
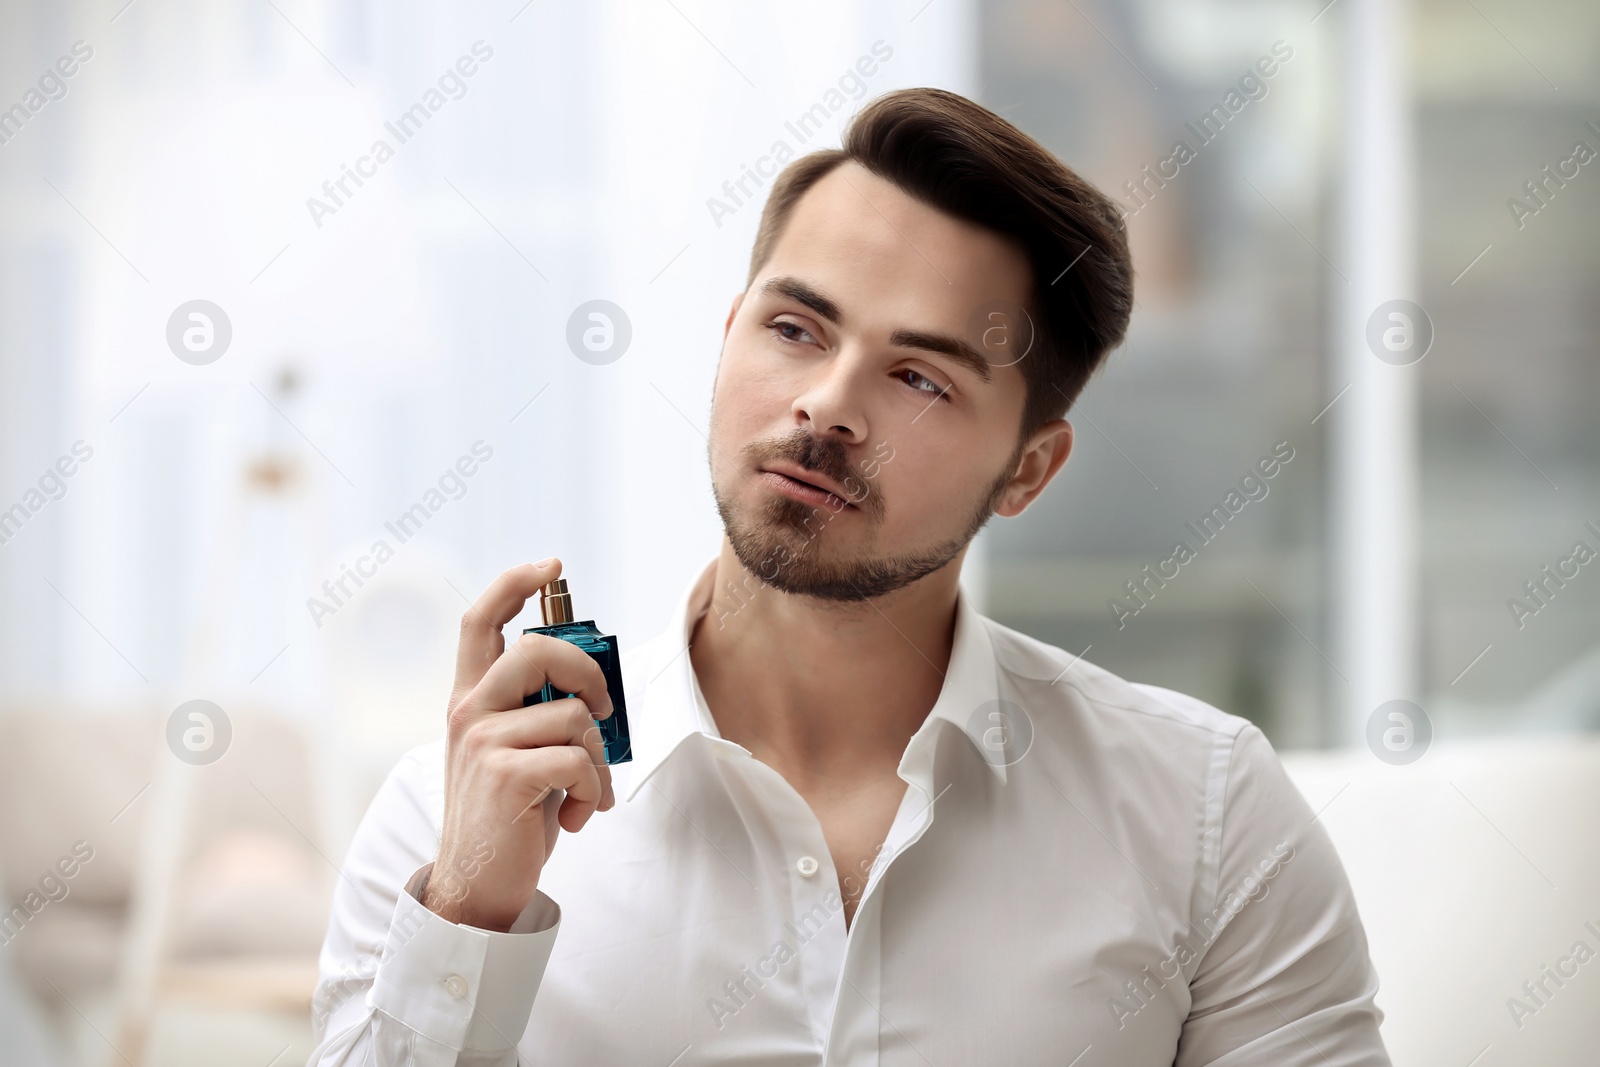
[0,703,332,1065]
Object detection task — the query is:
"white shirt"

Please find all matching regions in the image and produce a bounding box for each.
[310,561,1389,1066]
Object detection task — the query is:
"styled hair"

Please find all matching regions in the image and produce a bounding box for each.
[746,88,1134,438]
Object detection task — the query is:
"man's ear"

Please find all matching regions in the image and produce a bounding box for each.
[723,291,746,340]
[994,419,1073,518]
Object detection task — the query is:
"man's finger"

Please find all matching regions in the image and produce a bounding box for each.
[450,558,562,706]
[471,631,614,722]
[479,698,614,808]
[510,745,605,833]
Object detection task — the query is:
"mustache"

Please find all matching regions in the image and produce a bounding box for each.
[742,429,884,519]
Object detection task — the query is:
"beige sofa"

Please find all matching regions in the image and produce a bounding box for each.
[1282,735,1600,1066]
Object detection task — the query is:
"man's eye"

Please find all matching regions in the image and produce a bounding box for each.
[898,369,948,397]
[766,320,818,345]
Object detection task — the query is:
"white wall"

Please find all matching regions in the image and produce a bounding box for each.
[0,0,978,754]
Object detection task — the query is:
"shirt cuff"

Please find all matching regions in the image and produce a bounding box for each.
[368,862,560,1052]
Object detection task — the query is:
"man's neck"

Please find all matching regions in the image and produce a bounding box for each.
[687,539,963,790]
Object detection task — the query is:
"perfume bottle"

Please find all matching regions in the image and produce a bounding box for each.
[522,579,632,765]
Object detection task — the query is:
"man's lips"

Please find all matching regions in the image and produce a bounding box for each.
[757,464,856,510]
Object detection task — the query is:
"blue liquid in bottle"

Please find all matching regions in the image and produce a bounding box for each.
[521,579,631,765]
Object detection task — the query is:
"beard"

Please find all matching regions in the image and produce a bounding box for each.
[711,427,1016,602]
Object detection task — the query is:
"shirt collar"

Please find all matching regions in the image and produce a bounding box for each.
[907,576,1008,786]
[621,559,1007,803]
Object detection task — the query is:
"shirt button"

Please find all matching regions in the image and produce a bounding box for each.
[443,974,468,999]
[796,855,819,877]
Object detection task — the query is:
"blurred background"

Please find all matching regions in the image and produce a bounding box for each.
[0,0,1595,1064]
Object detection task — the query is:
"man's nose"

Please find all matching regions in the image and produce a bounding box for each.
[790,351,870,445]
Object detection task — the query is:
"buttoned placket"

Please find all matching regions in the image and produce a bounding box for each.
[693,722,960,1065]
[707,734,851,1050]
[818,719,954,1066]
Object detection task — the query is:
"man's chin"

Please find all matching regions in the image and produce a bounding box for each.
[724,522,965,603]
[713,476,988,602]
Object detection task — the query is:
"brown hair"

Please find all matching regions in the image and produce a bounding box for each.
[746,88,1133,439]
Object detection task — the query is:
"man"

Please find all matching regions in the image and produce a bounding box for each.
[310,88,1388,1065]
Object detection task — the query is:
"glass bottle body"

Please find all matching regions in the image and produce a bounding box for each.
[522,619,631,765]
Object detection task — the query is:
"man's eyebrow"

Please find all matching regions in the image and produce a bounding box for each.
[760,277,841,324]
[889,328,993,383]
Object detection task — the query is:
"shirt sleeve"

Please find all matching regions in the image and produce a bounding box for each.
[1176,725,1390,1067]
[308,749,561,1066]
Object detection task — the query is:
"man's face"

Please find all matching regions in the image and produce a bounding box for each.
[708,162,1039,601]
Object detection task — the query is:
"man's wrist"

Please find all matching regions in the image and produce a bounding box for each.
[419,868,466,925]
[417,863,519,932]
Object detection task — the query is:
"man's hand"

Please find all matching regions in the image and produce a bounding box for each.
[424,558,615,931]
